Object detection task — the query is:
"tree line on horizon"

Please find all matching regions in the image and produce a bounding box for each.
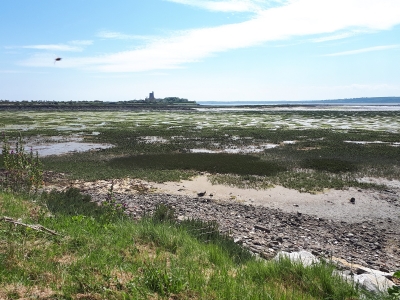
[0,97,198,108]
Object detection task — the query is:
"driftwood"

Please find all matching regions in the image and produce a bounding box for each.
[1,216,60,236]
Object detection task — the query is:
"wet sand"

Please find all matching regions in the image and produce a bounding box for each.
[152,175,400,224]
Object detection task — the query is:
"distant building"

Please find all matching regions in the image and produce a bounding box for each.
[149,91,155,101]
[145,91,155,102]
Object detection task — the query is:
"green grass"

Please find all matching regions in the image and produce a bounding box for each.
[0,189,373,299]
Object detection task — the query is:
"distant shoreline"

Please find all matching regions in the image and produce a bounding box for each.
[197,96,400,106]
[1,96,399,111]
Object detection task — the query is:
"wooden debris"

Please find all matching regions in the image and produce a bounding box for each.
[1,216,60,236]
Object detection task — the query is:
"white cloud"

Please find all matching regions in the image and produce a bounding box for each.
[165,0,281,12]
[69,40,93,46]
[311,32,357,43]
[22,44,83,52]
[15,40,92,53]
[97,30,151,40]
[20,0,400,72]
[324,45,400,56]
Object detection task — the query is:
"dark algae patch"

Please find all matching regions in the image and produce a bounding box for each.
[110,153,286,176]
[301,158,358,173]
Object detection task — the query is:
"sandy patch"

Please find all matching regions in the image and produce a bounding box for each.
[152,175,400,224]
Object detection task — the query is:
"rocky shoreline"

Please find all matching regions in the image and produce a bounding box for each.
[44,176,400,274]
[117,194,399,272]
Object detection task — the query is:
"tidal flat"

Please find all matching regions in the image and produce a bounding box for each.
[1,108,399,191]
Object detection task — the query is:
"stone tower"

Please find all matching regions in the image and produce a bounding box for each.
[149,91,155,101]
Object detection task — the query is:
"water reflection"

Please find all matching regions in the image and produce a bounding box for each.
[27,142,113,157]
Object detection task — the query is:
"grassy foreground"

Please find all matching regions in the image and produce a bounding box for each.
[0,189,369,300]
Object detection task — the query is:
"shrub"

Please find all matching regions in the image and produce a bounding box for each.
[1,133,43,193]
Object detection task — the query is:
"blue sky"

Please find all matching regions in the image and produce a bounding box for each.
[1,0,400,102]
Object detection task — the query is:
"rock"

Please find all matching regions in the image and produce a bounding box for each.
[273,251,319,267]
[177,215,188,221]
[355,267,368,275]
[311,250,320,256]
[379,266,390,273]
[353,273,395,293]
[234,237,242,244]
[350,197,355,204]
[355,266,394,279]
[253,239,263,246]
[269,241,280,247]
[254,224,270,233]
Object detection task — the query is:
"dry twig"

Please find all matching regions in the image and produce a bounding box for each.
[1,216,60,236]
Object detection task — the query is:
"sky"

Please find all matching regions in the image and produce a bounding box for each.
[1,0,400,102]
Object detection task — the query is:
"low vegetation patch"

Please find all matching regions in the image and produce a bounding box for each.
[300,158,358,174]
[110,153,286,177]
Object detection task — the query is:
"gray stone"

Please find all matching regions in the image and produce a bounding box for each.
[268,241,280,247]
[254,224,270,233]
[353,273,395,293]
[273,251,319,267]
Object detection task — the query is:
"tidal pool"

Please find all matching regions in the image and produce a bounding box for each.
[1,136,114,157]
[27,142,114,157]
[190,143,279,154]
